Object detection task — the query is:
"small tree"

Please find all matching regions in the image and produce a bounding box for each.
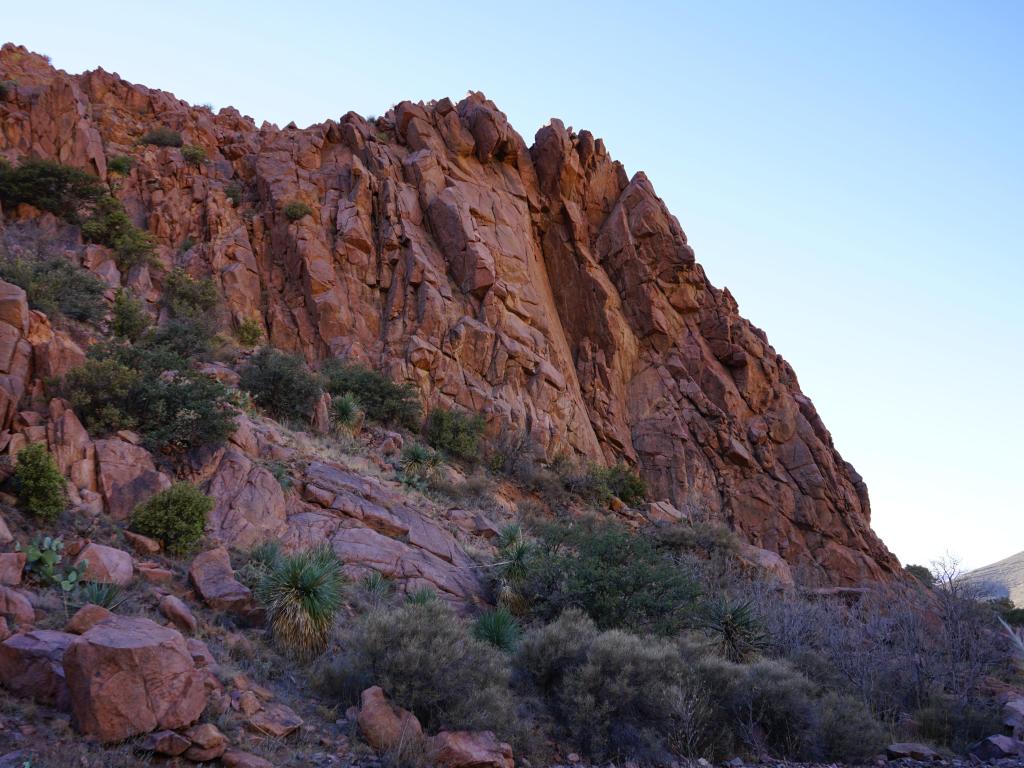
[14,443,66,521]
[239,347,321,422]
[130,482,212,555]
[111,289,151,341]
[425,407,486,461]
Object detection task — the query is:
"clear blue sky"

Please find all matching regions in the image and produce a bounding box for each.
[7,1,1022,570]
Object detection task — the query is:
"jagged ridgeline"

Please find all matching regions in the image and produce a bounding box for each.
[0,42,897,585]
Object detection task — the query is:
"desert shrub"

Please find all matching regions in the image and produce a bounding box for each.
[140,316,217,361]
[515,609,599,696]
[162,268,218,319]
[132,371,235,454]
[516,518,700,635]
[80,195,155,270]
[321,359,421,429]
[58,357,140,433]
[424,407,485,461]
[239,347,321,421]
[700,598,768,662]
[816,692,887,762]
[139,127,183,147]
[472,608,521,652]
[0,252,106,323]
[577,463,646,506]
[111,289,150,341]
[914,694,1003,753]
[516,612,715,761]
[0,158,105,221]
[235,316,263,346]
[655,519,740,557]
[282,200,312,221]
[107,155,133,176]
[129,482,212,555]
[181,145,207,165]
[256,545,345,659]
[322,601,515,736]
[14,443,66,521]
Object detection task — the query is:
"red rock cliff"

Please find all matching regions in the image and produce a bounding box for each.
[0,43,900,584]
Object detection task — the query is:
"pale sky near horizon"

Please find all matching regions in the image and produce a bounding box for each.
[5,1,1021,571]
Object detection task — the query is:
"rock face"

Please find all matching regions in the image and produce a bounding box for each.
[62,615,208,742]
[0,43,899,583]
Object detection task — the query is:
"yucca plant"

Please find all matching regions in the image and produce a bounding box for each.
[405,587,438,605]
[256,545,345,659]
[75,582,125,610]
[494,524,532,615]
[331,392,363,432]
[400,443,441,482]
[472,608,521,652]
[360,570,393,606]
[701,598,768,662]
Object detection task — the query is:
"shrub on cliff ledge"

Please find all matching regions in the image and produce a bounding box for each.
[425,407,485,462]
[0,158,105,222]
[80,194,156,270]
[14,443,66,521]
[139,127,183,147]
[282,200,312,221]
[111,289,151,341]
[162,268,218,320]
[240,347,321,422]
[0,251,106,323]
[129,482,212,555]
[321,359,421,429]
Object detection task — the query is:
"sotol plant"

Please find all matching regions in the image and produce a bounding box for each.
[256,545,345,659]
[472,608,521,652]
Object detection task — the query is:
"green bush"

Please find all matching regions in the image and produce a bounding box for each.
[107,155,133,176]
[0,158,105,222]
[914,695,1003,753]
[80,195,156,270]
[579,463,647,506]
[816,692,887,762]
[322,601,515,736]
[282,200,312,221]
[256,545,345,659]
[140,316,217,361]
[111,289,151,341]
[14,443,66,521]
[58,351,234,453]
[132,371,235,454]
[235,316,263,346]
[239,347,321,422]
[181,145,207,166]
[472,608,521,652]
[59,357,140,433]
[321,360,421,429]
[129,482,212,555]
[515,609,598,696]
[904,563,934,587]
[0,252,106,323]
[140,127,183,147]
[425,407,485,461]
[162,268,218,320]
[516,518,700,635]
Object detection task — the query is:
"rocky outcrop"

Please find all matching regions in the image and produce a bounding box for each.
[0,43,899,583]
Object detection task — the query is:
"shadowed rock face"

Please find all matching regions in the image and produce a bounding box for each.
[0,43,899,584]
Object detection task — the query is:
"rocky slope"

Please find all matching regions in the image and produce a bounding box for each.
[969,551,1024,605]
[0,42,898,584]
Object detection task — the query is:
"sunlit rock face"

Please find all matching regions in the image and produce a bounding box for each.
[0,43,900,584]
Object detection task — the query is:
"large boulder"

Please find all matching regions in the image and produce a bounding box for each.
[428,730,514,768]
[357,686,423,753]
[0,629,75,708]
[94,438,171,520]
[73,542,134,585]
[189,547,253,611]
[968,734,1024,761]
[63,615,208,742]
[886,743,940,761]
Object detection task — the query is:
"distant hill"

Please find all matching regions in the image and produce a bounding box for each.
[967,551,1024,605]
